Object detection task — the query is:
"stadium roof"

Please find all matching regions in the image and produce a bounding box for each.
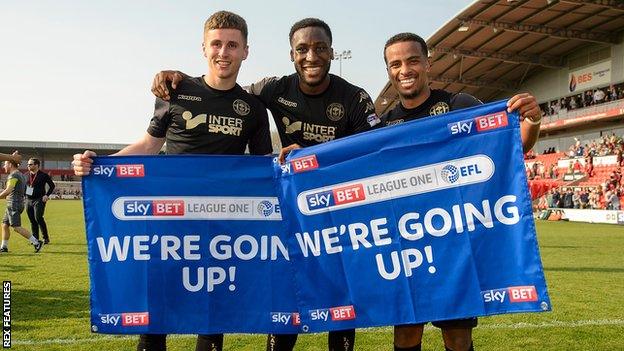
[0,140,127,155]
[375,0,624,115]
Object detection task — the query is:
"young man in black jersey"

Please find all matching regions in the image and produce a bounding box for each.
[150,18,380,351]
[382,33,541,351]
[72,11,272,351]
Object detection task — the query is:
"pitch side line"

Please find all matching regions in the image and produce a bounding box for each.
[11,319,624,346]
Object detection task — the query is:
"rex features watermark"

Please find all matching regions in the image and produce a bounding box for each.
[3,281,10,349]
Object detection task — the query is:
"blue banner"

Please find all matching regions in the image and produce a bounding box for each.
[83,100,550,335]
[83,156,300,334]
[275,100,550,332]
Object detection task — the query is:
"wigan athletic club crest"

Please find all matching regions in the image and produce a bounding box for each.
[326,103,345,121]
[233,99,251,116]
[430,102,450,116]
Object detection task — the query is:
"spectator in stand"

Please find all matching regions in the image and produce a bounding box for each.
[580,188,589,209]
[563,188,574,208]
[585,157,594,177]
[546,189,554,208]
[593,88,606,104]
[537,195,548,211]
[588,189,598,209]
[607,190,620,210]
[550,163,558,179]
[569,95,578,110]
[585,90,594,106]
[552,188,562,208]
[607,85,617,102]
[572,190,581,209]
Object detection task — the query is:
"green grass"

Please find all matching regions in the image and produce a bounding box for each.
[1,200,623,350]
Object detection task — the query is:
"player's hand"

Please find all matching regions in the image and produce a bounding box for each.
[42,195,49,202]
[11,151,21,164]
[278,144,302,164]
[72,150,97,176]
[507,93,542,124]
[151,70,186,101]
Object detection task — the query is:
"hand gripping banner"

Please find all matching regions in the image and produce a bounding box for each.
[83,100,550,335]
[275,100,550,332]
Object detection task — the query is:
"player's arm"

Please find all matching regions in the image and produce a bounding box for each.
[245,76,279,103]
[0,178,16,199]
[71,135,165,176]
[72,98,170,176]
[346,89,381,134]
[113,134,165,156]
[507,93,541,153]
[151,70,189,100]
[0,151,21,164]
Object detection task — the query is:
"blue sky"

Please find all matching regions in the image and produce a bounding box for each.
[0,0,471,143]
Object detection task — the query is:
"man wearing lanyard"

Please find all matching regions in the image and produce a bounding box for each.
[26,158,56,244]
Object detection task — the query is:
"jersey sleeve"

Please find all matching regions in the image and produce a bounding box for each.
[450,93,483,109]
[248,105,273,155]
[146,97,172,138]
[7,176,18,188]
[246,76,278,106]
[347,89,381,134]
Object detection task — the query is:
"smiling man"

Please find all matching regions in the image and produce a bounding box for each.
[72,11,272,351]
[152,18,380,165]
[382,32,541,351]
[151,17,380,351]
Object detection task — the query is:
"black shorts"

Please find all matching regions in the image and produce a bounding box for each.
[3,205,23,227]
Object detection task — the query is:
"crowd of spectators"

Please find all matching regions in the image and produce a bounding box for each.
[536,166,624,211]
[539,81,624,117]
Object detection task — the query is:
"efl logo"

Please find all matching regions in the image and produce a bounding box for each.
[475,112,508,132]
[270,312,300,325]
[508,286,538,303]
[448,119,475,136]
[330,305,356,321]
[291,155,318,173]
[123,200,185,216]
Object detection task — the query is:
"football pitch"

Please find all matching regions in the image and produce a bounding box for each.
[1,200,623,350]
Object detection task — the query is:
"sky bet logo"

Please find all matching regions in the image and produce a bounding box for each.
[123,200,185,216]
[306,184,365,211]
[448,112,508,136]
[310,305,356,322]
[99,312,149,326]
[281,155,319,175]
[483,286,537,304]
[271,312,300,326]
[92,164,145,177]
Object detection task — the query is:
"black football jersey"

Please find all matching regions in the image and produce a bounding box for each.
[249,73,380,147]
[148,76,272,155]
